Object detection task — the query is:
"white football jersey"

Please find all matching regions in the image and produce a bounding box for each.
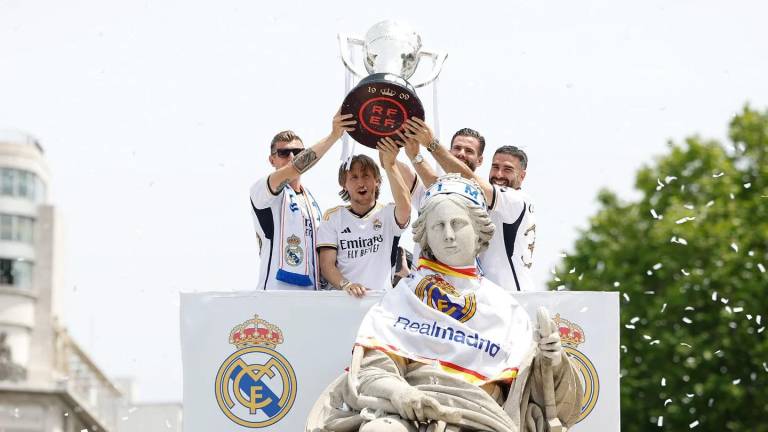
[479,186,537,291]
[249,176,322,290]
[317,202,407,292]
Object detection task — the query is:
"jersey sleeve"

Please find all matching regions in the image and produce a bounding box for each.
[385,203,407,235]
[411,180,426,212]
[317,210,338,250]
[249,175,282,209]
[488,185,527,222]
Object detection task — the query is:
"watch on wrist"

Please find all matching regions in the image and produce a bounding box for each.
[411,153,424,164]
[339,278,351,290]
[426,139,440,153]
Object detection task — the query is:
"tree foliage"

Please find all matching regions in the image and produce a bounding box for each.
[549,106,768,430]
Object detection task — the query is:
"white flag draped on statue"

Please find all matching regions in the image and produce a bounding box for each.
[356,264,534,385]
[181,290,619,431]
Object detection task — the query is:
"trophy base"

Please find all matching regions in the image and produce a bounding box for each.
[341,73,425,149]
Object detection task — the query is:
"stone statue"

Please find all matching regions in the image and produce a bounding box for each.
[306,175,582,432]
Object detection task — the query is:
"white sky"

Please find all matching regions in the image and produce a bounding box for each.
[1,0,766,402]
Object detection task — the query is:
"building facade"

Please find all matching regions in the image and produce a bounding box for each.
[0,131,123,432]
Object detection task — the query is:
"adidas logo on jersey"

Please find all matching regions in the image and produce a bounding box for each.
[341,227,352,234]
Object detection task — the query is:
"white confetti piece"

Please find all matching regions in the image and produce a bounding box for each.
[630,317,640,324]
[649,340,660,345]
[682,317,692,324]
[681,269,690,276]
[650,208,660,219]
[614,281,621,287]
[721,298,729,304]
[758,263,766,273]
[748,250,755,256]
[690,420,700,428]
[665,176,678,184]
[685,306,695,311]
[712,291,718,301]
[759,327,765,333]
[657,416,664,427]
[686,393,694,397]
[712,172,724,178]
[643,334,652,340]
[656,178,665,190]
[706,200,715,207]
[684,204,695,210]
[653,263,663,270]
[625,324,636,329]
[620,345,627,353]
[725,306,733,314]
[680,342,692,348]
[730,193,735,199]
[623,293,630,302]
[676,216,696,224]
[569,267,576,273]
[664,398,673,406]
[714,350,722,355]
[733,379,741,385]
[731,243,739,252]
[757,315,762,325]
[661,303,667,313]
[733,307,743,313]
[661,377,666,386]
[763,362,767,372]
[747,314,753,320]
[744,182,751,188]
[644,290,656,294]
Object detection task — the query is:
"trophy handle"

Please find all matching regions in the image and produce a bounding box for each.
[337,33,369,78]
[412,51,448,88]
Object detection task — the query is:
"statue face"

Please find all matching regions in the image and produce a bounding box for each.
[426,199,477,267]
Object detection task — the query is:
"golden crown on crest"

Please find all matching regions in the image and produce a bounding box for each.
[229,315,284,349]
[552,314,585,348]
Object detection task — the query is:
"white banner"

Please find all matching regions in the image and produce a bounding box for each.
[181,291,619,431]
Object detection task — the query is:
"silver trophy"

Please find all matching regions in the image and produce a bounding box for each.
[338,21,447,149]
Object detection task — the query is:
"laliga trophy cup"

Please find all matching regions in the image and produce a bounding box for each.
[339,21,447,149]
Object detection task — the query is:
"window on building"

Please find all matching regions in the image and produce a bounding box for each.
[0,167,45,203]
[0,214,35,244]
[0,258,33,289]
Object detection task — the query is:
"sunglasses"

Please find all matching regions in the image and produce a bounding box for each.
[273,148,303,158]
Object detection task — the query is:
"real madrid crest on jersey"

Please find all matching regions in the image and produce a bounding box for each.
[554,313,599,423]
[284,234,304,267]
[215,315,297,428]
[372,218,382,231]
[414,274,477,323]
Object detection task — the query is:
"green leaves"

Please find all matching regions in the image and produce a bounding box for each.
[550,106,768,430]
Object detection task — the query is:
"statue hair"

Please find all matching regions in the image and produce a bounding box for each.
[412,193,495,260]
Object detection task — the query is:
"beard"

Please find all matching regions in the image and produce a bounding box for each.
[456,155,477,171]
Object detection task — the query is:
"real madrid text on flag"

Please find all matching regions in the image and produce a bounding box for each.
[181,291,619,431]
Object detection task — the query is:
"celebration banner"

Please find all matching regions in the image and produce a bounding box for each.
[181,291,619,431]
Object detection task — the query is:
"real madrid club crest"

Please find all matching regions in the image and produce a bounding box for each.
[372,218,383,231]
[554,313,599,423]
[215,315,297,428]
[284,234,304,267]
[414,274,477,323]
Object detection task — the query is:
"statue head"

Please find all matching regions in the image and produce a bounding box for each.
[412,175,495,267]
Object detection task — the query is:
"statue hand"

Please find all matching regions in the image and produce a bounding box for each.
[391,387,444,422]
[535,319,563,366]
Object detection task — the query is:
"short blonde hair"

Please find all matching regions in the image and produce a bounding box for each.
[412,193,495,260]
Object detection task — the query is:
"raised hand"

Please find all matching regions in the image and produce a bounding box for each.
[401,118,435,148]
[376,137,401,168]
[331,109,356,140]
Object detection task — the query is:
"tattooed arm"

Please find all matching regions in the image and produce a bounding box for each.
[267,110,356,193]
